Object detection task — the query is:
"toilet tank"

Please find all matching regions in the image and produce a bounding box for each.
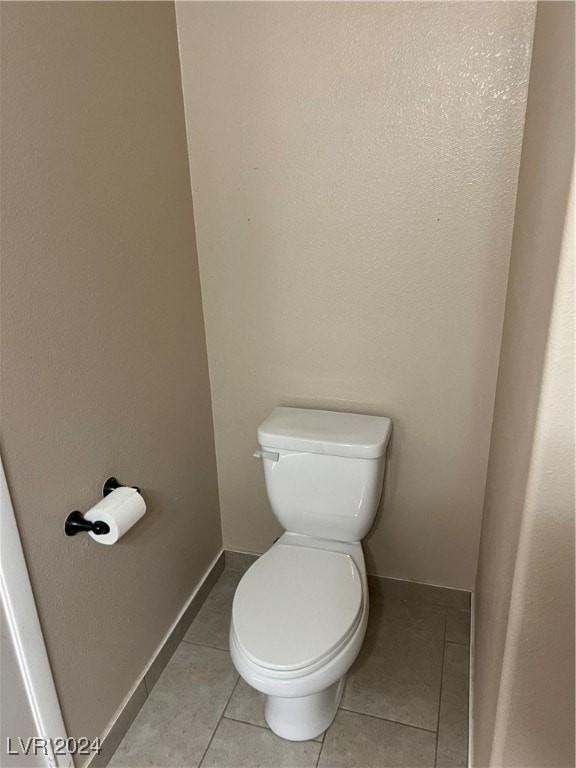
[256,407,392,542]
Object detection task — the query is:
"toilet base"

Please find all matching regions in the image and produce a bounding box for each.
[264,675,346,741]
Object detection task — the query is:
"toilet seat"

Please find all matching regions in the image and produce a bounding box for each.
[232,544,363,673]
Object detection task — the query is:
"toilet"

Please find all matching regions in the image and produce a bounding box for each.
[229,406,392,741]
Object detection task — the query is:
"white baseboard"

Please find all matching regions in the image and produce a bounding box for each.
[86,549,225,768]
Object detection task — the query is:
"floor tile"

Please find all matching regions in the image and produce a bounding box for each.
[201,718,321,768]
[318,709,436,768]
[109,643,238,768]
[341,595,445,730]
[183,570,242,650]
[368,576,470,611]
[445,609,470,645]
[436,642,469,768]
[368,593,448,633]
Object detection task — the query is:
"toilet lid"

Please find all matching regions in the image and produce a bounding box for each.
[232,545,363,672]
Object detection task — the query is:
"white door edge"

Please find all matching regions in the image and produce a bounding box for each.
[1,455,72,768]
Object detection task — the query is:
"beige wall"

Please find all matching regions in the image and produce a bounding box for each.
[176,1,535,589]
[473,3,575,765]
[0,1,221,745]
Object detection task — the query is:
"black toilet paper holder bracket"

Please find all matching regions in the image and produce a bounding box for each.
[64,477,140,537]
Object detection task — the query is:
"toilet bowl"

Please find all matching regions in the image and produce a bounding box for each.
[229,407,392,741]
[230,534,369,740]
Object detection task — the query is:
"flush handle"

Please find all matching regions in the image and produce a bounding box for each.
[253,450,279,462]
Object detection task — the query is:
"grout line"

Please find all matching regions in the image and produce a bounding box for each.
[338,706,438,735]
[181,640,231,655]
[434,607,448,768]
[221,714,267,729]
[198,676,240,768]
[315,730,326,767]
[180,638,230,652]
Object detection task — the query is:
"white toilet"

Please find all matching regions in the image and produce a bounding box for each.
[229,406,392,741]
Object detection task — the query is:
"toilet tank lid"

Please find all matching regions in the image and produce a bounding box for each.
[257,407,392,459]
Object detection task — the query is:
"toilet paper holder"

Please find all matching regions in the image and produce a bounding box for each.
[64,477,140,537]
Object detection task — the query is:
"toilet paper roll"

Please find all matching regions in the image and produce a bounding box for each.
[84,486,146,545]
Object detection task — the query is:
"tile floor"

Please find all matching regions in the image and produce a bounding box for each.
[110,567,470,768]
